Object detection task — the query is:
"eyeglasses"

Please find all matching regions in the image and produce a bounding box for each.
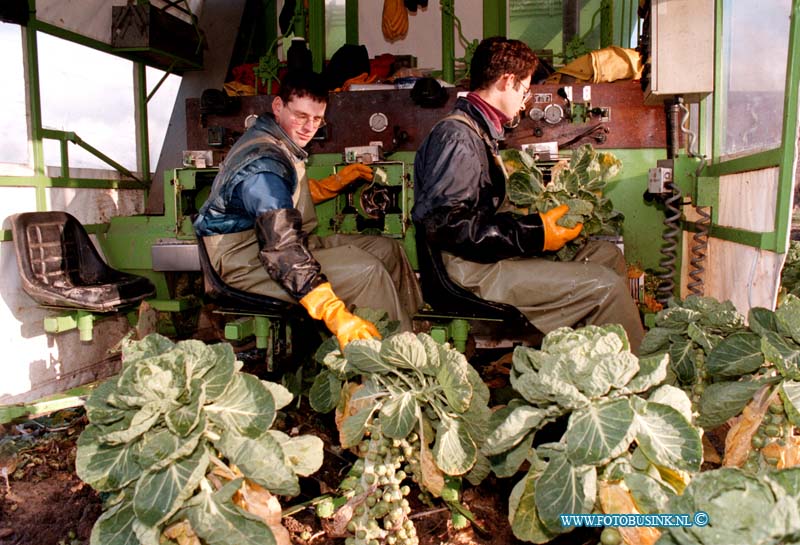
[285,104,326,128]
[519,78,533,103]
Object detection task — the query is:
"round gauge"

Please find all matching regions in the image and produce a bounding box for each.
[369,112,389,133]
[529,107,545,121]
[543,104,564,125]
[244,114,258,129]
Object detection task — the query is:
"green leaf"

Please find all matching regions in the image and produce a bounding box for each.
[534,453,597,533]
[268,432,324,477]
[205,373,276,438]
[89,501,139,545]
[76,425,141,492]
[566,398,636,466]
[639,327,681,355]
[341,405,376,448]
[260,381,293,411]
[166,379,205,437]
[687,322,723,353]
[490,433,534,478]
[696,380,766,429]
[101,401,162,445]
[776,295,800,345]
[134,415,206,472]
[85,380,128,425]
[433,414,477,475]
[508,469,556,543]
[185,481,276,545]
[133,445,209,526]
[669,338,697,384]
[379,391,419,439]
[483,406,549,456]
[465,452,492,486]
[191,343,236,402]
[309,369,342,414]
[121,333,175,364]
[437,347,473,413]
[762,331,800,379]
[648,385,694,423]
[215,430,299,496]
[634,401,702,472]
[748,307,780,337]
[343,339,387,374]
[706,332,765,378]
[508,170,543,206]
[623,471,674,514]
[780,381,800,427]
[416,333,443,375]
[380,332,428,370]
[626,353,669,393]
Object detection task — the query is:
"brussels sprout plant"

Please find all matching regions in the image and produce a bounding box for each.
[76,334,323,545]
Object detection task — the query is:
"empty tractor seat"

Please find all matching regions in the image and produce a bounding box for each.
[10,211,155,312]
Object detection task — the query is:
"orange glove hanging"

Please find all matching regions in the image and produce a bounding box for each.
[308,164,374,203]
[299,282,381,350]
[541,204,584,252]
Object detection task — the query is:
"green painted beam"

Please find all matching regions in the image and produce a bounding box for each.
[346,0,359,44]
[0,176,147,190]
[773,0,800,253]
[701,148,781,178]
[0,385,95,425]
[441,0,455,83]
[483,0,506,38]
[134,63,151,186]
[308,0,325,73]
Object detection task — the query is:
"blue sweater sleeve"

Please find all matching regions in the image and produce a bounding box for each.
[236,172,294,217]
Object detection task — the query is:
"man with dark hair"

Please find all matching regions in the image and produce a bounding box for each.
[195,71,421,349]
[413,37,644,352]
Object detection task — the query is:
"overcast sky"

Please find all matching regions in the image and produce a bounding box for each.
[0,22,180,172]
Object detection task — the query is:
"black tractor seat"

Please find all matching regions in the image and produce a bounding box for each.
[10,211,155,312]
[413,223,542,343]
[195,232,295,315]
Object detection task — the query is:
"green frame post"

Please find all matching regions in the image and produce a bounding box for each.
[482,0,506,38]
[441,0,455,83]
[308,0,325,73]
[134,63,151,184]
[346,0,359,44]
[701,0,800,253]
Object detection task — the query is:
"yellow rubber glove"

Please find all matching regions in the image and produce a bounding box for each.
[299,282,381,350]
[541,204,584,251]
[309,163,374,203]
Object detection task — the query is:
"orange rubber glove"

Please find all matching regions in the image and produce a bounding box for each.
[308,163,374,203]
[299,282,381,350]
[541,204,584,251]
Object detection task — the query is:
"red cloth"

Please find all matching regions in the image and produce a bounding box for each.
[465,92,510,133]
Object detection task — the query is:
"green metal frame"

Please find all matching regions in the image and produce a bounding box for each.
[0,1,179,242]
[698,0,800,253]
[346,0,359,44]
[308,0,325,73]
[482,0,506,38]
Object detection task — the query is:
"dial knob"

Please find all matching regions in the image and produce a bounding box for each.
[529,107,545,121]
[369,112,389,133]
[543,104,564,125]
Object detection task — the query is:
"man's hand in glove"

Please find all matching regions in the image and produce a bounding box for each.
[309,163,374,203]
[541,204,583,251]
[299,281,381,350]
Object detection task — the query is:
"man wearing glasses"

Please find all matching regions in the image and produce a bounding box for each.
[412,37,644,352]
[195,71,421,350]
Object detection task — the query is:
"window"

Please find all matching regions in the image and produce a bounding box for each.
[0,23,28,167]
[720,0,791,157]
[326,0,346,58]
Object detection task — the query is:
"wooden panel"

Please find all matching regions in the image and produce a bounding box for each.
[680,235,784,315]
[718,167,779,231]
[186,80,667,163]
